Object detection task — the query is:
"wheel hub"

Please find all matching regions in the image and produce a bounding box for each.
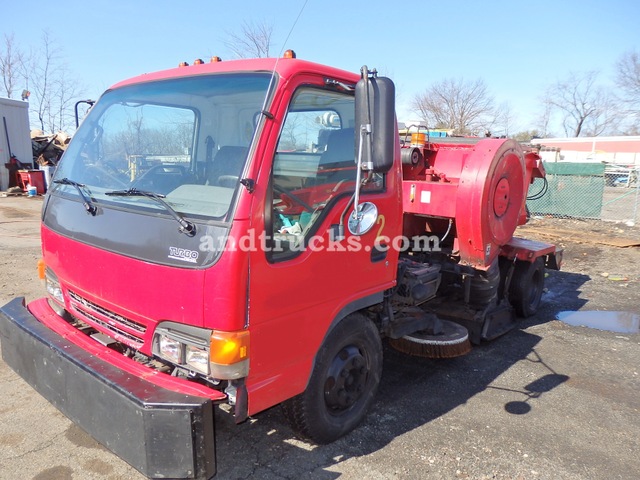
[324,345,368,411]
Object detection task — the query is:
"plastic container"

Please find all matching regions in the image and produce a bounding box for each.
[27,185,37,197]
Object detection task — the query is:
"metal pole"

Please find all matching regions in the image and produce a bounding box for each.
[634,178,639,226]
[3,116,12,155]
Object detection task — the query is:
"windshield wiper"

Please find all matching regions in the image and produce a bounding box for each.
[105,188,196,236]
[53,178,97,216]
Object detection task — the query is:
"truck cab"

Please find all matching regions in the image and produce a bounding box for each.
[2,56,405,478]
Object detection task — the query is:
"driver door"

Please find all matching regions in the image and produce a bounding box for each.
[245,84,394,411]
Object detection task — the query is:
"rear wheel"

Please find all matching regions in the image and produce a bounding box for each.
[509,257,545,317]
[469,260,500,306]
[282,313,382,444]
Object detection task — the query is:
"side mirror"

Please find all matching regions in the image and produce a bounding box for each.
[355,68,395,173]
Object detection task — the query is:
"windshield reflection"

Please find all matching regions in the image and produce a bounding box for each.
[52,73,272,220]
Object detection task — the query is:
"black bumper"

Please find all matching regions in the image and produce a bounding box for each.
[0,297,216,479]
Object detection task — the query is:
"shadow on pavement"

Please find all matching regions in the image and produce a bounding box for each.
[212,269,591,478]
[524,268,591,327]
[213,328,556,478]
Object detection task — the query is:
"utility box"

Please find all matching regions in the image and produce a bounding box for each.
[1,97,33,191]
[16,170,46,194]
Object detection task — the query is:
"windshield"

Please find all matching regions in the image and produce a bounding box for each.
[53,73,272,220]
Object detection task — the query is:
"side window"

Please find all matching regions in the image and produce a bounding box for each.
[269,87,357,260]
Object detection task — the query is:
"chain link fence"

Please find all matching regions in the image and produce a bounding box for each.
[527,162,640,225]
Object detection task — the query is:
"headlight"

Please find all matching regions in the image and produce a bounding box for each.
[185,344,209,375]
[153,323,212,376]
[152,322,250,380]
[45,268,64,305]
[159,335,183,364]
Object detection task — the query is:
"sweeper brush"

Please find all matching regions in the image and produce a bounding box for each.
[389,319,472,358]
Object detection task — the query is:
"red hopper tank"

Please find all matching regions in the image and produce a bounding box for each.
[401,137,545,269]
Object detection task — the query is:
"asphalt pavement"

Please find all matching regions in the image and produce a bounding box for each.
[0,196,638,480]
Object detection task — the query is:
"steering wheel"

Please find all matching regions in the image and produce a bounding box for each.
[130,164,186,189]
[84,164,127,189]
[273,184,314,212]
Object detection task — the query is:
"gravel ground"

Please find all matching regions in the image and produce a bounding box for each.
[0,195,638,480]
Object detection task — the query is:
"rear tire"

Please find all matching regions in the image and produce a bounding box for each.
[282,313,382,444]
[469,260,500,306]
[509,258,545,317]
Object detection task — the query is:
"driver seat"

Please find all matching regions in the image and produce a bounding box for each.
[206,146,248,187]
[315,128,355,185]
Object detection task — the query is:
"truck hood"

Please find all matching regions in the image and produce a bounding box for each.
[41,194,219,350]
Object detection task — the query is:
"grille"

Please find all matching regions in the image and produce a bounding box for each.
[68,290,147,348]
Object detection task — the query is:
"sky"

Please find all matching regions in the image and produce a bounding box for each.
[2,0,639,134]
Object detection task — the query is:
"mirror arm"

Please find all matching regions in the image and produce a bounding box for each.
[348,66,376,232]
[333,65,389,240]
[353,123,371,220]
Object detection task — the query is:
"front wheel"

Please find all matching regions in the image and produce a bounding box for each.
[282,313,382,444]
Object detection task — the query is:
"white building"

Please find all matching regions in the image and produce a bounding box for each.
[0,97,32,191]
[531,136,640,166]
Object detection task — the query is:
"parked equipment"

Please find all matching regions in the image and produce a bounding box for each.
[0,55,560,479]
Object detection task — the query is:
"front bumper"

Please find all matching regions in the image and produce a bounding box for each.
[0,297,216,479]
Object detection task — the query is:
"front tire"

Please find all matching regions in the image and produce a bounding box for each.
[282,313,382,444]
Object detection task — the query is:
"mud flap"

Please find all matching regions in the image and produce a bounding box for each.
[0,297,216,480]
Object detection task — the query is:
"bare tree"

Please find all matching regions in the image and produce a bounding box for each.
[583,90,621,136]
[493,101,518,137]
[543,71,618,137]
[616,50,640,108]
[535,92,554,138]
[615,50,640,133]
[0,33,27,99]
[225,21,274,59]
[28,32,82,133]
[411,78,496,135]
[2,31,84,133]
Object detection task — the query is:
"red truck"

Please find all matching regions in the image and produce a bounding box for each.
[0,53,560,479]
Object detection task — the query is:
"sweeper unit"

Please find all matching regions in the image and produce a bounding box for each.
[389,133,558,357]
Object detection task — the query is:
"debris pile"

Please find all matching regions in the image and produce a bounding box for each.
[2,130,70,194]
[31,130,70,166]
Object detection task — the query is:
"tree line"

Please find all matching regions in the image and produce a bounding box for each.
[2,26,639,140]
[1,32,82,135]
[412,51,640,140]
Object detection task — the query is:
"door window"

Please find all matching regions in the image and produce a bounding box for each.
[269,87,358,260]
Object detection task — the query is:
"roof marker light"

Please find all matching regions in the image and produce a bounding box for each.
[193,58,204,65]
[283,49,296,59]
[178,61,189,67]
[210,56,222,62]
